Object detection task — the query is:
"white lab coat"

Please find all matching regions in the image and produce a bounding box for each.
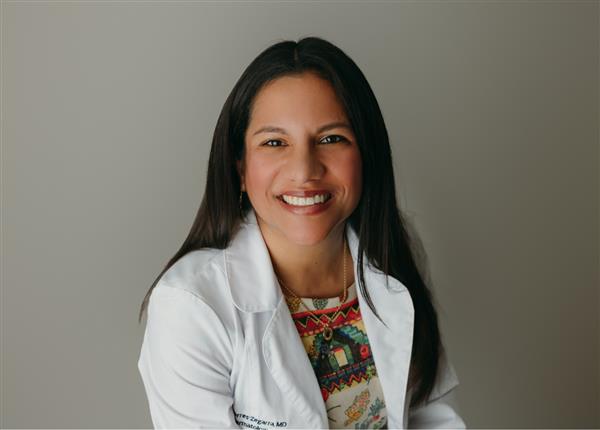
[137,208,466,429]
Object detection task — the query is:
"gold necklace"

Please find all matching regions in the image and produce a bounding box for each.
[278,236,347,342]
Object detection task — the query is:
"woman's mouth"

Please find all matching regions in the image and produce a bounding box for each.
[276,192,334,215]
[278,192,332,206]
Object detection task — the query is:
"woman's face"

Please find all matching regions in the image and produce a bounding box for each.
[239,72,362,246]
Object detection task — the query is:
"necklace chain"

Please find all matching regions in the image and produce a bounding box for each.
[277,235,348,342]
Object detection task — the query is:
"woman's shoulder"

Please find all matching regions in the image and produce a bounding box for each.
[139,249,237,395]
[151,247,233,318]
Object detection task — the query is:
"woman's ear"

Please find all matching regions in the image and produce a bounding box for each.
[236,159,246,191]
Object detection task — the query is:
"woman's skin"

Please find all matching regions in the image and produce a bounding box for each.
[238,71,362,298]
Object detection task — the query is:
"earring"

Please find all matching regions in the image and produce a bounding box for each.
[239,190,243,213]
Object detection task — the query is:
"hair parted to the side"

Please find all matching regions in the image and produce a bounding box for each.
[138,36,448,409]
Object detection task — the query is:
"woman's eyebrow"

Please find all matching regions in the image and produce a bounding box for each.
[251,121,352,136]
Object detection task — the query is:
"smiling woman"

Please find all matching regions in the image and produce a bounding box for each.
[137,36,466,429]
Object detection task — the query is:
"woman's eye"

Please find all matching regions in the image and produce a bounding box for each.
[262,139,284,147]
[320,135,346,144]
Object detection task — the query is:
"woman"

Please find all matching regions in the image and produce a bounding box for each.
[137,37,466,429]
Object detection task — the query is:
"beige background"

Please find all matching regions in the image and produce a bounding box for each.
[2,1,598,428]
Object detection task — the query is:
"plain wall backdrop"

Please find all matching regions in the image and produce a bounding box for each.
[2,1,598,428]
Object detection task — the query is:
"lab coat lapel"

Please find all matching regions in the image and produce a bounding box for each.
[357,290,415,429]
[262,297,330,428]
[347,224,415,429]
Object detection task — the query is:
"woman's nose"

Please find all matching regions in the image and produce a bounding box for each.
[285,144,325,183]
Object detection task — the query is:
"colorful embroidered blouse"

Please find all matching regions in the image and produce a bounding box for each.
[283,282,388,429]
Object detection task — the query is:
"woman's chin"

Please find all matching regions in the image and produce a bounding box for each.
[254,207,345,247]
[278,224,338,247]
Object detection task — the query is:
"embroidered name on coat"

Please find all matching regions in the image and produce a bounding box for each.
[234,412,288,430]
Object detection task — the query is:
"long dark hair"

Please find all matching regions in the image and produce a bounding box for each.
[138,36,448,409]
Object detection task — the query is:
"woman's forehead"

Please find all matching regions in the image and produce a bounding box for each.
[247,74,349,132]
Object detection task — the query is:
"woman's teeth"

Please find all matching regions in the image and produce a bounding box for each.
[281,193,331,206]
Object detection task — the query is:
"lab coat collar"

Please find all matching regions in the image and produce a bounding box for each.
[224,207,407,314]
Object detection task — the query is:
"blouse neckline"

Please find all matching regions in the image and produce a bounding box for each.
[286,282,357,312]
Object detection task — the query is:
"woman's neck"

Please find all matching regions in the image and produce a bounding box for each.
[257,219,355,298]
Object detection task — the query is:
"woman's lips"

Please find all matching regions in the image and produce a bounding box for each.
[276,193,334,215]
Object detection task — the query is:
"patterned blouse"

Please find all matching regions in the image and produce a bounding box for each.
[283,282,388,429]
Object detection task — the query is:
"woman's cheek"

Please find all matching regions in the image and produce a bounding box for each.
[245,155,277,195]
[344,150,363,204]
[337,150,362,180]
